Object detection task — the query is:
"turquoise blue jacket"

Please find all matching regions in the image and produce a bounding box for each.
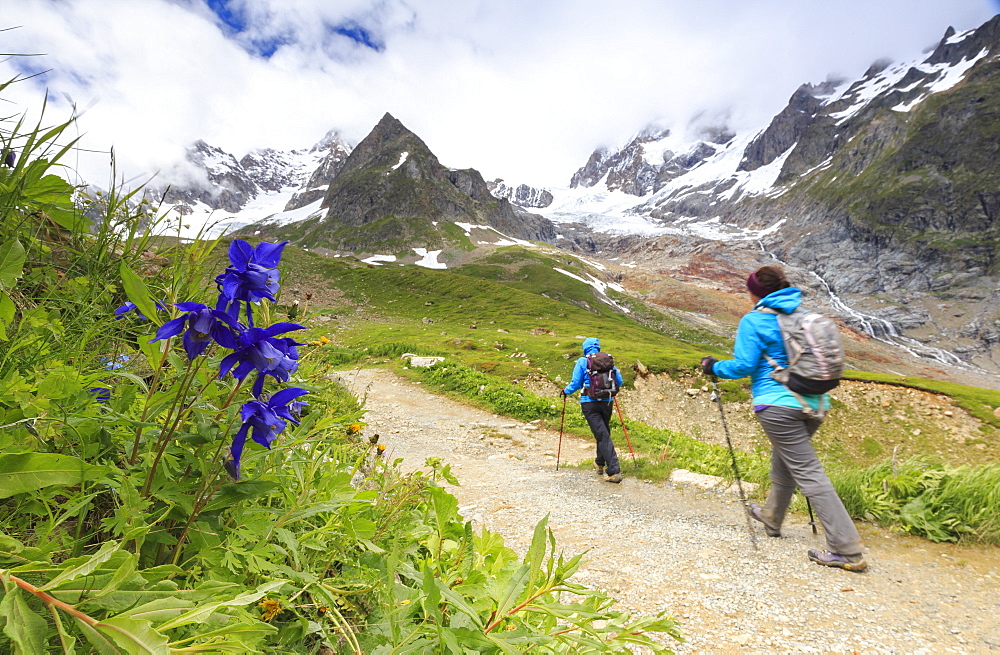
[712,287,826,410]
[563,337,624,403]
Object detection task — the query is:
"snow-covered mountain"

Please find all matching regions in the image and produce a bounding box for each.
[533,16,1000,375]
[537,18,1000,240]
[147,130,352,238]
[486,179,554,208]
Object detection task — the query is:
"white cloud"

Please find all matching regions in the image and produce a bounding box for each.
[1,0,996,190]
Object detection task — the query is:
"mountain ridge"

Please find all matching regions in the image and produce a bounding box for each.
[139,15,1000,378]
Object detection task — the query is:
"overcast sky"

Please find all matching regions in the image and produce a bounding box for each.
[2,0,998,189]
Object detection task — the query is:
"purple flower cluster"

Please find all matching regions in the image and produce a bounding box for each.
[121,239,309,481]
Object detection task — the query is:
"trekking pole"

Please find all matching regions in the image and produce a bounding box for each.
[555,394,567,471]
[612,397,637,464]
[709,376,758,550]
[806,496,818,535]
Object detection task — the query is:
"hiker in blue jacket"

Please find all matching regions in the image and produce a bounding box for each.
[562,337,625,483]
[700,266,867,572]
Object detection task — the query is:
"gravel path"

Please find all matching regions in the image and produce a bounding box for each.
[343,368,1000,653]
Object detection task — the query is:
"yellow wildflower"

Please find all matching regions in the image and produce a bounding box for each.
[348,423,364,434]
[258,598,282,621]
[320,336,330,344]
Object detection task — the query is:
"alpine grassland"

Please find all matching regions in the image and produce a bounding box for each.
[0,82,683,652]
[282,236,1000,546]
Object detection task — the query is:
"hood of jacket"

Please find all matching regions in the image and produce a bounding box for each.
[582,337,601,356]
[755,287,802,314]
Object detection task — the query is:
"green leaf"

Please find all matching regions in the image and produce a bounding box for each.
[119,263,159,324]
[156,580,286,630]
[524,514,550,593]
[90,554,139,600]
[0,293,15,341]
[199,480,281,514]
[74,617,123,655]
[0,452,109,500]
[40,542,122,591]
[0,239,26,289]
[98,615,169,655]
[51,607,79,655]
[0,587,49,654]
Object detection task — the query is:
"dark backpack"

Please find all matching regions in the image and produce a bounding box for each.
[759,307,844,395]
[585,352,619,400]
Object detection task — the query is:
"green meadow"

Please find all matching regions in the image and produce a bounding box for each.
[274,245,1000,546]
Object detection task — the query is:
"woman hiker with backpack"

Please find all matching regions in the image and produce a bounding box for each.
[562,337,625,483]
[699,266,867,572]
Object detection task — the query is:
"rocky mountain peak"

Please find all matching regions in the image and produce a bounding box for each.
[570,123,733,197]
[488,179,554,208]
[927,13,1000,65]
[311,129,350,153]
[156,140,259,214]
[270,113,559,252]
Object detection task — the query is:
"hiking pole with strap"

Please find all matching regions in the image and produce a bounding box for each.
[612,397,637,464]
[709,376,758,550]
[556,393,567,471]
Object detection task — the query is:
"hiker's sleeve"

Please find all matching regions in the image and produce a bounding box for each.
[563,358,586,395]
[614,367,624,387]
[713,315,763,380]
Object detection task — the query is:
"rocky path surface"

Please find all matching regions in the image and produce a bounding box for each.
[343,368,1000,654]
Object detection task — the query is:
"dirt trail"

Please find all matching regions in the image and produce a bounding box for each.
[342,367,1000,653]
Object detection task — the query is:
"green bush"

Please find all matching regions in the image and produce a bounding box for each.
[0,78,682,653]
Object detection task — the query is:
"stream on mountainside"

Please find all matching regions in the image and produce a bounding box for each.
[756,240,995,378]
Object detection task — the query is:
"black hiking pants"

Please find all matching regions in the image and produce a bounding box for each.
[581,400,620,475]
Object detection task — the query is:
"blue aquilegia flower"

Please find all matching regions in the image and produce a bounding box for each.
[216,322,305,397]
[150,302,240,360]
[114,300,168,321]
[215,239,288,326]
[225,387,309,480]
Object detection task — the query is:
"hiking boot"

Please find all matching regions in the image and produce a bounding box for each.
[808,549,868,573]
[748,504,781,538]
[593,461,605,476]
[604,472,622,483]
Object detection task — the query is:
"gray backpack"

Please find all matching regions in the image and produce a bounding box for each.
[758,307,844,396]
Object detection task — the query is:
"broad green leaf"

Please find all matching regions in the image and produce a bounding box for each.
[137,331,165,370]
[119,263,159,324]
[157,580,286,630]
[166,622,276,650]
[90,554,139,600]
[437,585,485,629]
[40,542,122,591]
[524,514,550,593]
[0,239,26,288]
[98,615,169,655]
[75,616,125,654]
[492,563,530,623]
[0,587,49,654]
[0,452,109,500]
[114,598,192,624]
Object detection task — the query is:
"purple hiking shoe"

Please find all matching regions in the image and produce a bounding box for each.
[808,549,868,572]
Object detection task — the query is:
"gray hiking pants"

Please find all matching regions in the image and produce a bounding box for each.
[755,405,864,556]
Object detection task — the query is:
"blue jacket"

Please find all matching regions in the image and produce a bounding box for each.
[712,287,825,410]
[563,337,623,403]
